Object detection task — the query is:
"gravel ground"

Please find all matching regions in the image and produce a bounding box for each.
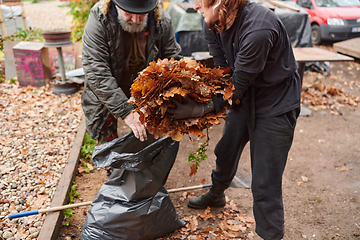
[0,81,82,240]
[0,3,80,239]
[23,0,73,31]
[0,81,82,239]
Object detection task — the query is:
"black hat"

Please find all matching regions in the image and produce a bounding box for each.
[113,0,158,14]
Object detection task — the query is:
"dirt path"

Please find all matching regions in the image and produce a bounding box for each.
[23,0,73,31]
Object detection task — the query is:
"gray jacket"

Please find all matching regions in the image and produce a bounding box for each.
[81,2,182,140]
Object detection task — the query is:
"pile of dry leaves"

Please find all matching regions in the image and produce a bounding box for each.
[129,58,234,141]
[301,80,359,115]
[159,196,254,240]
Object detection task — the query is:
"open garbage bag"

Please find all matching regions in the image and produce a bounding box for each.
[81,131,184,240]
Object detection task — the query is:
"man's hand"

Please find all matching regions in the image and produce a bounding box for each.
[167,97,205,120]
[124,112,147,141]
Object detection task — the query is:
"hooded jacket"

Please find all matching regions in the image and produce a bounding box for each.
[81,1,182,140]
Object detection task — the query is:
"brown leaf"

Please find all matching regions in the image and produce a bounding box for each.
[30,195,46,210]
[198,206,214,221]
[339,166,349,172]
[188,126,205,137]
[227,224,244,232]
[78,166,86,174]
[189,216,198,232]
[189,163,198,176]
[228,200,240,212]
[182,191,196,199]
[245,217,255,223]
[219,220,228,231]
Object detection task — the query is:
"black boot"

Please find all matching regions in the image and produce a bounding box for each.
[187,182,226,209]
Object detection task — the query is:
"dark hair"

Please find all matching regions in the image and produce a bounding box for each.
[208,0,246,31]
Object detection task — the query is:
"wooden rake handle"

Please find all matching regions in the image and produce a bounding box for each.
[7,184,212,219]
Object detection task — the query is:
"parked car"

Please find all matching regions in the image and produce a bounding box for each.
[294,0,360,45]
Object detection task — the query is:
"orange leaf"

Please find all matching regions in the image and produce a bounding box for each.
[169,130,182,141]
[198,206,214,220]
[223,84,235,101]
[163,87,189,99]
[189,126,204,137]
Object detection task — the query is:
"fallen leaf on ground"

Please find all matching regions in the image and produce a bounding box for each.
[339,166,349,172]
[189,163,198,176]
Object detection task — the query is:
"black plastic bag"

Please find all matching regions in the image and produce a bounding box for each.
[305,61,330,76]
[81,132,184,240]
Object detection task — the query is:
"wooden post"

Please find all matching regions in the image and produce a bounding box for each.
[0,8,8,36]
[20,2,28,29]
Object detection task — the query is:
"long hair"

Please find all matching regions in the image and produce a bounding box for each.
[206,0,246,31]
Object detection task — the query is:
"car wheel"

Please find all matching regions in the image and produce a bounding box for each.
[311,24,322,45]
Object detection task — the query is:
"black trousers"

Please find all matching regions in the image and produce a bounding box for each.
[212,106,300,240]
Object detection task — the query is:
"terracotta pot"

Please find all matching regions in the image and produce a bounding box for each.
[42,30,72,45]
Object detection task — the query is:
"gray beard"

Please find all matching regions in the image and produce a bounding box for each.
[118,14,148,33]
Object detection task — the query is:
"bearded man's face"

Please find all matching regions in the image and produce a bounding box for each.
[116,6,148,33]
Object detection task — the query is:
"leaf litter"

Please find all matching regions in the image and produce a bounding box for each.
[158,199,254,239]
[301,78,359,115]
[0,80,82,238]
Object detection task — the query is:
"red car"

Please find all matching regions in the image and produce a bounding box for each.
[294,0,360,45]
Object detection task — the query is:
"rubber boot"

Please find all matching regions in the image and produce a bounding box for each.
[187,182,226,209]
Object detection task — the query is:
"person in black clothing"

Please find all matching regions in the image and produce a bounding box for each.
[167,0,301,239]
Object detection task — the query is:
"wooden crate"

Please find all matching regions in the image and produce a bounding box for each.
[13,41,52,86]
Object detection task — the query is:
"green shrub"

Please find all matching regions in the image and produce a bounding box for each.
[68,0,93,42]
[0,28,44,51]
[81,132,97,160]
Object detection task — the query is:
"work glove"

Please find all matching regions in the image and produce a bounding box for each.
[124,112,147,141]
[167,97,205,120]
[212,94,229,114]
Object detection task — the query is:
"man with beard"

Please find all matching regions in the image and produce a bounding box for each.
[79,2,184,238]
[81,0,182,152]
